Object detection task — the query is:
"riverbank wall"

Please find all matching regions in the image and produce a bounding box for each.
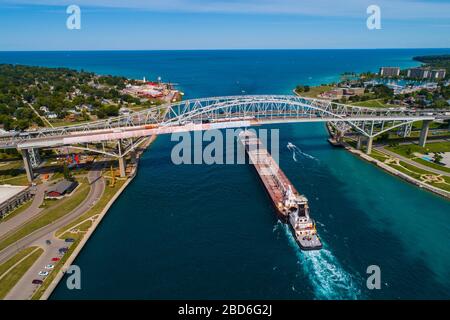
[40,135,157,300]
[324,122,450,200]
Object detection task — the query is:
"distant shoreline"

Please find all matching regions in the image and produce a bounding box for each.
[1,48,450,53]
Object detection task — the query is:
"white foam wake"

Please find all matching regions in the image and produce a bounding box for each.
[278,222,361,300]
[287,142,317,162]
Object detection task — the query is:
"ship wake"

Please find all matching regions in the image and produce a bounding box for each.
[278,222,360,300]
[287,142,317,162]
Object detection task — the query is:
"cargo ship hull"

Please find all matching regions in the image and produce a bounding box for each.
[239,130,322,251]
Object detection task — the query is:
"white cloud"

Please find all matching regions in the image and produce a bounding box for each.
[2,0,450,19]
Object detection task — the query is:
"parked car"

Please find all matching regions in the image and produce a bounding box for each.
[51,257,60,262]
[45,264,55,270]
[38,271,49,276]
[32,279,43,285]
[65,238,75,243]
[59,247,69,254]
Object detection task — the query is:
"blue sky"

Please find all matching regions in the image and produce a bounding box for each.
[0,0,449,50]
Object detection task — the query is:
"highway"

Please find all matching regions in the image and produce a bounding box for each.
[0,164,105,265]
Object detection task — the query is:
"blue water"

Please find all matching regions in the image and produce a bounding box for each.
[1,49,449,299]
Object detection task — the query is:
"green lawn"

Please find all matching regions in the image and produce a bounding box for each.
[350,99,388,108]
[0,246,37,278]
[354,99,404,109]
[0,160,28,186]
[0,180,90,252]
[369,149,389,162]
[295,85,334,98]
[385,142,450,173]
[0,247,43,299]
[373,152,450,192]
[56,179,124,237]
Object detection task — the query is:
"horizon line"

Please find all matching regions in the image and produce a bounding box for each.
[1,47,450,53]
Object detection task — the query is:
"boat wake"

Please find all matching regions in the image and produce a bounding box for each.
[287,142,317,162]
[277,222,361,300]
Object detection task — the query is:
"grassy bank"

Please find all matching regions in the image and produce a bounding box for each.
[294,85,333,98]
[0,160,28,186]
[56,179,125,237]
[367,149,450,193]
[385,142,450,174]
[0,247,43,299]
[0,246,37,277]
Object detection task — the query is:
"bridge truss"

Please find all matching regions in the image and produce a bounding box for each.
[0,95,448,180]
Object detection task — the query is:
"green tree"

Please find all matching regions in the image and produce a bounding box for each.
[63,163,73,181]
[433,153,443,164]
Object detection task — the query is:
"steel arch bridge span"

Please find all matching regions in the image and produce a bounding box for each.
[2,95,446,151]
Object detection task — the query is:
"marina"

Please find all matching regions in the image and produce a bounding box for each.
[239,130,322,251]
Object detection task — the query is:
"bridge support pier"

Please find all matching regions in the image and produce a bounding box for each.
[419,120,431,147]
[366,137,373,155]
[21,149,34,183]
[356,136,363,150]
[118,157,126,178]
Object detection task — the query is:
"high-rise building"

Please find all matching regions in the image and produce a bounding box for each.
[429,69,446,80]
[407,67,446,80]
[379,67,400,77]
[407,67,430,79]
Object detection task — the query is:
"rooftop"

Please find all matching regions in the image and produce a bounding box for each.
[0,185,28,204]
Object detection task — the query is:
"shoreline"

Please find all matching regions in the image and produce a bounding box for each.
[325,123,450,200]
[39,135,157,300]
[294,85,449,200]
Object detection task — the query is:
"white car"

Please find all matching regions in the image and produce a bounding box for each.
[45,264,54,270]
[38,271,49,276]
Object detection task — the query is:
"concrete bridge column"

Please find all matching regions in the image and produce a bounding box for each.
[356,136,363,150]
[366,137,373,155]
[21,149,34,183]
[118,157,126,178]
[419,120,431,147]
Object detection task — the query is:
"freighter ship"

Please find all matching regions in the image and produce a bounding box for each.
[239,130,322,251]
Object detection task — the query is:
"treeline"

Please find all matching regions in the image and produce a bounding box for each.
[413,55,450,75]
[0,64,141,131]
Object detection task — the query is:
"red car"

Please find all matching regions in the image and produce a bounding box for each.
[51,257,60,262]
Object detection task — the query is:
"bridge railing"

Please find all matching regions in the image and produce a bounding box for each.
[0,95,448,149]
